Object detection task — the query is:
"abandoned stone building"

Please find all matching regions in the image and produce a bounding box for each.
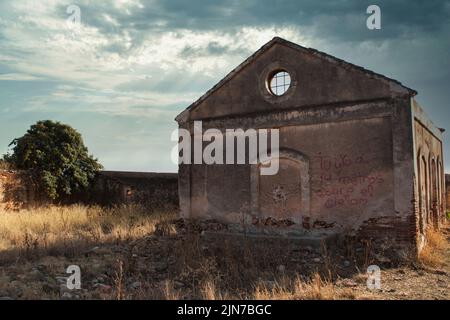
[175,37,445,253]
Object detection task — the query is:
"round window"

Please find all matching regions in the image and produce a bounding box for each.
[268,70,291,96]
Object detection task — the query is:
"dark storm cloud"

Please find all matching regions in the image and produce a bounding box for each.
[178,41,247,59]
[64,0,450,44]
[2,0,449,171]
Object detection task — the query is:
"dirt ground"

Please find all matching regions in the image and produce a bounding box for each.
[0,210,448,300]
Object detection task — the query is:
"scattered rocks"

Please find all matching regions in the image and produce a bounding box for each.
[173,281,185,289]
[94,283,112,294]
[10,280,22,287]
[84,247,100,256]
[129,281,142,290]
[340,279,358,288]
[36,264,47,271]
[154,262,168,272]
[28,269,45,281]
[55,276,67,284]
[61,292,75,300]
[277,265,286,273]
[376,256,391,264]
[252,217,296,228]
[85,246,111,256]
[91,263,103,272]
[42,283,59,294]
[170,218,228,234]
[437,279,448,288]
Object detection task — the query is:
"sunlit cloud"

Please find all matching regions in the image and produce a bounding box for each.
[0,0,449,171]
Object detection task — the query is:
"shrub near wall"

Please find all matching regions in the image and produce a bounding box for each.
[0,170,41,210]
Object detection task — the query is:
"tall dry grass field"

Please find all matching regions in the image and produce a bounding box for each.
[0,204,176,261]
[418,227,448,268]
[0,204,448,300]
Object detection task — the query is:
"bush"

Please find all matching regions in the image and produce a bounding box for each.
[3,120,103,200]
[0,159,13,170]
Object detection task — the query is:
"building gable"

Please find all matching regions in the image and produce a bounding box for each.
[176,37,416,122]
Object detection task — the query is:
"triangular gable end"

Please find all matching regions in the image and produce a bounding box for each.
[176,37,417,123]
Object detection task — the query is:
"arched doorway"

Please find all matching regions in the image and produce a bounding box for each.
[430,158,438,229]
[437,158,443,222]
[421,156,429,230]
[417,154,425,235]
[251,149,310,223]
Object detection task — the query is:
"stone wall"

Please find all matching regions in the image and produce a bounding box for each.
[86,171,178,211]
[413,100,446,251]
[176,37,428,254]
[0,170,179,211]
[181,98,417,248]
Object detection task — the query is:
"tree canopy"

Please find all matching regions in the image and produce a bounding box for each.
[4,120,103,200]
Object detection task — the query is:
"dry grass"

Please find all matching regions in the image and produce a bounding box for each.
[418,227,447,268]
[0,205,448,300]
[200,279,231,300]
[0,204,176,260]
[0,204,179,299]
[252,273,356,300]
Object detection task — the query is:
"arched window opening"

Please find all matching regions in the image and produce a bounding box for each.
[422,156,429,225]
[251,149,310,224]
[430,158,438,228]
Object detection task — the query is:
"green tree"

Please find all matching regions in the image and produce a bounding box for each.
[4,120,103,200]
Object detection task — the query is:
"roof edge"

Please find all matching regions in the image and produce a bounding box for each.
[175,37,417,123]
[175,37,282,122]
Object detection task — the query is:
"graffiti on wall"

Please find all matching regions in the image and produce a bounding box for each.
[314,152,385,209]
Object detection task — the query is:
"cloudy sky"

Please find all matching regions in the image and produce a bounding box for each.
[0,0,449,172]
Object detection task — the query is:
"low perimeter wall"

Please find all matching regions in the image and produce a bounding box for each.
[0,170,178,211]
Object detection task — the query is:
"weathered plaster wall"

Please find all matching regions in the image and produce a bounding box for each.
[176,38,424,252]
[180,98,416,246]
[184,41,412,122]
[413,99,445,241]
[280,117,394,229]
